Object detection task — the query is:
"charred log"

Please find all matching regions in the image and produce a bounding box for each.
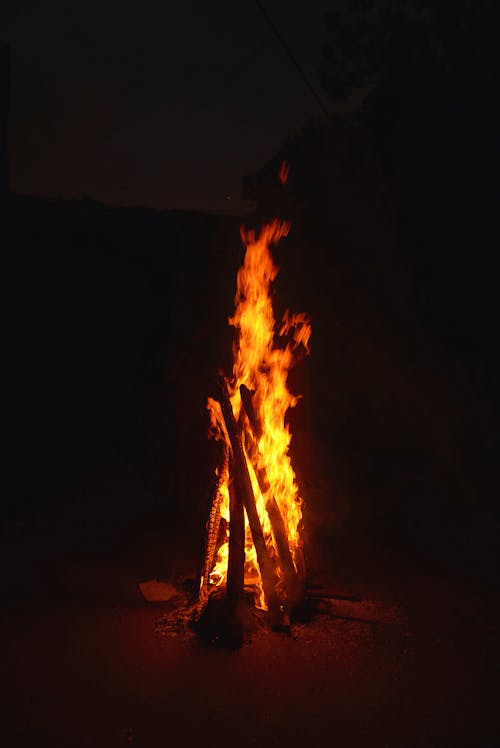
[197,441,228,615]
[214,376,282,623]
[240,384,304,609]
[239,383,262,440]
[227,457,245,607]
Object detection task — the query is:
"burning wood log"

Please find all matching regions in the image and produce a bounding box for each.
[197,441,228,614]
[219,457,246,647]
[214,375,282,621]
[239,383,262,440]
[226,457,245,608]
[240,384,303,609]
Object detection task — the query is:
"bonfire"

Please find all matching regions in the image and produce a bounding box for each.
[197,163,311,640]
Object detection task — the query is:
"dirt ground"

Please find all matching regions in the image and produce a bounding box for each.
[1,466,497,748]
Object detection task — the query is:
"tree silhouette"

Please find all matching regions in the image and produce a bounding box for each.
[316,0,500,388]
[320,0,499,123]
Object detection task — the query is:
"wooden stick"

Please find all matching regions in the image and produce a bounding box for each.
[239,383,262,440]
[214,376,281,619]
[239,384,303,608]
[307,583,363,602]
[197,441,228,614]
[307,590,363,603]
[226,456,245,608]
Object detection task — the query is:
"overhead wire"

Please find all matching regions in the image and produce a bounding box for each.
[253,0,330,118]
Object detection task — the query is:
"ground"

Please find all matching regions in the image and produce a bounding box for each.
[1,464,497,748]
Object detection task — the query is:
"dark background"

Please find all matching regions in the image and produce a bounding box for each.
[1,0,333,213]
[2,0,498,579]
[1,4,499,744]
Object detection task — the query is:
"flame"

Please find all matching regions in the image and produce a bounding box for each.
[279,160,290,186]
[207,214,311,609]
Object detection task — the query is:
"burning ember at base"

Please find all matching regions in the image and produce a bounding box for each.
[196,167,312,643]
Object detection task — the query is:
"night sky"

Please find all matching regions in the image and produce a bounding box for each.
[1,0,336,214]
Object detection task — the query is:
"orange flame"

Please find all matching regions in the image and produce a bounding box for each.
[279,160,290,186]
[207,216,311,608]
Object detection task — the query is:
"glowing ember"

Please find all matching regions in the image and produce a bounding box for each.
[205,164,311,612]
